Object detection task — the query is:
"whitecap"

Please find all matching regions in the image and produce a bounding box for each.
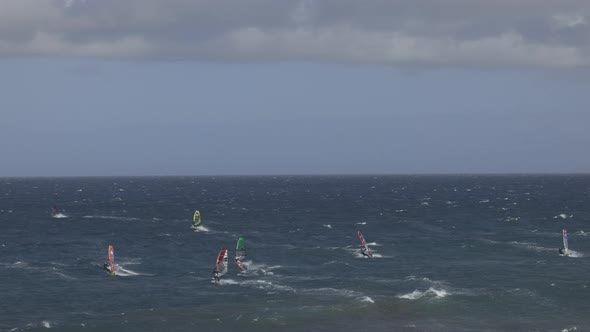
[561,327,577,332]
[301,287,359,298]
[42,321,52,328]
[397,287,448,300]
[323,224,332,229]
[360,296,375,303]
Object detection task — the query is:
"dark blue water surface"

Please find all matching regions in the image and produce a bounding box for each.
[1,175,589,331]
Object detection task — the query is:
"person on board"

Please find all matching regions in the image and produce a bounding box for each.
[103,262,113,274]
[361,246,370,257]
[213,270,220,283]
[559,247,567,255]
[234,257,245,270]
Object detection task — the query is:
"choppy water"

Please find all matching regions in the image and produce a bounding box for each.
[1,175,589,331]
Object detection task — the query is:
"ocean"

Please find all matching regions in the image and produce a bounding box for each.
[0,175,588,331]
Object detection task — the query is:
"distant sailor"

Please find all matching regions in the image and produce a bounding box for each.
[51,205,59,217]
[560,229,569,256]
[357,231,373,258]
[213,270,220,283]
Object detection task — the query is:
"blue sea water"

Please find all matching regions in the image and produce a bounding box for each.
[0,175,589,332]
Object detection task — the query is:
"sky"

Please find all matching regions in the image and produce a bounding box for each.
[1,0,589,176]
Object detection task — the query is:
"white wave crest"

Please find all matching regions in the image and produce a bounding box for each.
[83,215,140,221]
[302,287,360,298]
[355,222,367,225]
[42,321,52,328]
[397,287,448,300]
[554,214,573,219]
[360,296,375,303]
[52,213,68,219]
[323,224,332,229]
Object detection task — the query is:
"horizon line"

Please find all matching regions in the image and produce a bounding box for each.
[1,172,589,179]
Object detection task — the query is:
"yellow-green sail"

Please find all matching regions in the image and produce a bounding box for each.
[193,210,201,227]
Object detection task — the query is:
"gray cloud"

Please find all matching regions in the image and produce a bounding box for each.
[1,0,589,68]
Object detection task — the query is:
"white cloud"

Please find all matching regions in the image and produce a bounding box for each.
[553,13,587,29]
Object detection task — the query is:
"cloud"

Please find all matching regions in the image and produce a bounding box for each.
[0,0,589,68]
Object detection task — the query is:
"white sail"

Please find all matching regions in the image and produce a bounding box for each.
[563,229,569,255]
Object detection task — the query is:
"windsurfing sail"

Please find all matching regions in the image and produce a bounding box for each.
[563,229,569,255]
[192,210,202,228]
[108,245,116,274]
[213,248,228,277]
[357,231,373,258]
[234,237,247,269]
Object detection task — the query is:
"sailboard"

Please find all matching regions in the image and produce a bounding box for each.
[357,231,373,258]
[191,210,202,230]
[108,245,116,275]
[234,237,247,270]
[213,248,228,283]
[562,229,569,256]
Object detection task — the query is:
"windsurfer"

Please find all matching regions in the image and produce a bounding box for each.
[103,262,112,274]
[559,247,567,255]
[361,247,370,257]
[213,270,220,283]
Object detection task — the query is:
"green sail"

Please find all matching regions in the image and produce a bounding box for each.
[236,237,245,251]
